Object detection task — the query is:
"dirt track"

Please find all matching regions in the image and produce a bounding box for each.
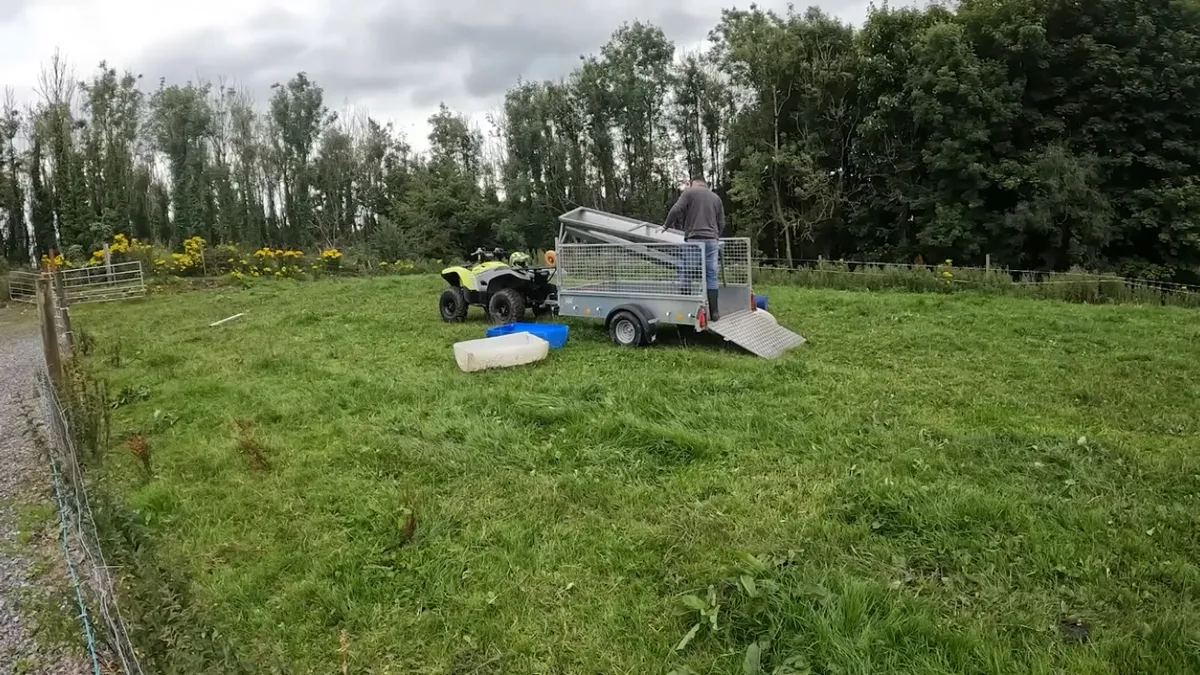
[0,307,88,675]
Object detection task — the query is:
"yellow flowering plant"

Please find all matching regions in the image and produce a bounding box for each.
[90,233,154,269]
[937,259,954,290]
[171,252,197,274]
[163,236,208,276]
[40,253,71,270]
[320,248,342,272]
[183,236,206,258]
[252,246,307,277]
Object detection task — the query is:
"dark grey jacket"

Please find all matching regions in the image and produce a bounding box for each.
[665,186,725,240]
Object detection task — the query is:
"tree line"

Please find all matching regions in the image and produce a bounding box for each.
[2,0,1199,280]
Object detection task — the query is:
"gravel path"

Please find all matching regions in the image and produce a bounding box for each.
[0,308,90,675]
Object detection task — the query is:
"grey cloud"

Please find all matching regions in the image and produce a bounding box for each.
[0,0,29,22]
[133,1,788,115]
[356,4,715,102]
[140,27,304,91]
[410,83,452,110]
[450,7,714,98]
[463,52,539,100]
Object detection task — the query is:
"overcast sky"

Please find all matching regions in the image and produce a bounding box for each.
[0,0,890,151]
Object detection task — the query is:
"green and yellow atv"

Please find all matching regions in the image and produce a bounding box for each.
[438,247,557,324]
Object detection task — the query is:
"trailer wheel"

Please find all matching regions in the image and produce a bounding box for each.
[608,310,646,347]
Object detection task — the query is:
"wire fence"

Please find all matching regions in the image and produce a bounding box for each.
[749,259,1200,309]
[753,257,1196,294]
[29,269,144,675]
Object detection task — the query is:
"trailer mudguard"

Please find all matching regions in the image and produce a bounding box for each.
[605,303,660,343]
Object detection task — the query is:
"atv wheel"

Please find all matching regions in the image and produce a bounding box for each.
[488,288,526,324]
[439,287,469,322]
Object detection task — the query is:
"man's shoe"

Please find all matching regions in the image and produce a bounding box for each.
[707,290,720,322]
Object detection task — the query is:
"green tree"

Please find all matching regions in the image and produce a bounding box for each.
[849,5,947,260]
[600,22,676,219]
[269,72,331,245]
[0,90,27,263]
[313,119,356,245]
[717,7,857,262]
[354,115,410,240]
[148,80,214,243]
[27,120,56,256]
[35,51,91,252]
[227,89,268,245]
[80,63,144,245]
[671,52,732,187]
[960,0,1200,273]
[905,21,1021,262]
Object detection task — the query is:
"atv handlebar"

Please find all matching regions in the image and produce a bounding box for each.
[470,247,508,263]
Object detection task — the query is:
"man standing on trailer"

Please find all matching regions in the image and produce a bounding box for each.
[664,176,726,320]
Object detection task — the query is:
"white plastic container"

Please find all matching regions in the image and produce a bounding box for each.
[453,332,550,373]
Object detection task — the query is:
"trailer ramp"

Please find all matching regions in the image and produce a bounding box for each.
[708,311,806,359]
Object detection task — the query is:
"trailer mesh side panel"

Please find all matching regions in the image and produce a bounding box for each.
[557,242,706,298]
[717,238,751,286]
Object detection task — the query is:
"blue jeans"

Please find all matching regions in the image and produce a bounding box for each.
[678,239,720,292]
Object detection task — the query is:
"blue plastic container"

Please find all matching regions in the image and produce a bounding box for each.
[754,294,769,311]
[485,322,569,350]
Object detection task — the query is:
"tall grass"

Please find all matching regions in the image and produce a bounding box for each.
[755,261,1200,308]
[56,356,251,673]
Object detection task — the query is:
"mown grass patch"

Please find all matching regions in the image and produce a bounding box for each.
[75,276,1200,674]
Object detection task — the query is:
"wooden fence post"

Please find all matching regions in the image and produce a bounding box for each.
[103,242,113,285]
[985,253,991,272]
[53,270,76,354]
[37,275,63,385]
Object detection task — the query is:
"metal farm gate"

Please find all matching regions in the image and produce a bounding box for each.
[7,269,38,303]
[8,261,146,305]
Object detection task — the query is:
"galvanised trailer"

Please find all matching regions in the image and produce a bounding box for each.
[552,207,806,359]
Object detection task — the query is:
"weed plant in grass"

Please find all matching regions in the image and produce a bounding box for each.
[74,276,1200,674]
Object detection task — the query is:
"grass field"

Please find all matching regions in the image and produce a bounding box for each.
[74,276,1200,674]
